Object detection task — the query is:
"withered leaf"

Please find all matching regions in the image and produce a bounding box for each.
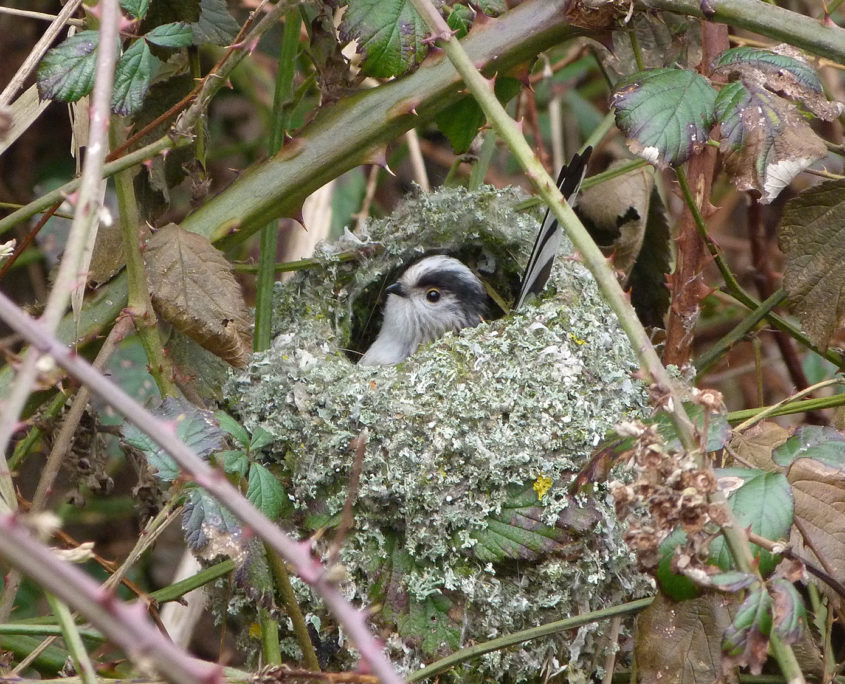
[778,180,845,351]
[712,45,843,122]
[728,421,789,471]
[635,592,738,684]
[715,81,826,203]
[144,223,252,366]
[787,457,845,602]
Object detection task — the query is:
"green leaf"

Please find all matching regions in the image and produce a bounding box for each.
[191,0,240,45]
[722,585,772,672]
[215,411,250,447]
[141,0,200,28]
[611,68,716,167]
[249,427,274,451]
[247,463,288,520]
[710,571,758,592]
[121,0,150,19]
[218,449,249,479]
[477,0,506,15]
[769,578,806,644]
[470,483,601,562]
[97,336,161,426]
[37,30,100,103]
[779,181,845,351]
[772,425,845,469]
[121,396,226,482]
[653,403,731,452]
[446,5,473,39]
[656,528,699,600]
[339,0,428,78]
[112,38,160,115]
[146,22,194,48]
[715,80,826,204]
[710,471,793,576]
[397,593,461,655]
[435,77,521,154]
[183,487,241,552]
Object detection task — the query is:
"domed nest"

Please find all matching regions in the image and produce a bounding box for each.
[226,184,652,682]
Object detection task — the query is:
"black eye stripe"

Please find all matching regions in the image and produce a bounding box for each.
[415,271,482,295]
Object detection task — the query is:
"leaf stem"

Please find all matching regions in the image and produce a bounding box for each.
[255,8,301,353]
[110,121,176,397]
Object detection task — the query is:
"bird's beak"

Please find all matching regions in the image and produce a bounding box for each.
[385,282,407,297]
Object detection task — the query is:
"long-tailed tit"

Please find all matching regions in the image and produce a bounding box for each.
[360,148,592,366]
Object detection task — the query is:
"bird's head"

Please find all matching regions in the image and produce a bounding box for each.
[360,255,487,366]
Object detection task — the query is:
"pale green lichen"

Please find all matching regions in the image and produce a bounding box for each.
[225,184,652,682]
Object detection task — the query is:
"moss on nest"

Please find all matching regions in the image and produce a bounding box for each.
[226,184,652,682]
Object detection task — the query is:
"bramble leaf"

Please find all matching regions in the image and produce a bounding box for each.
[122,396,226,482]
[183,487,242,556]
[146,22,194,48]
[37,30,100,103]
[779,181,845,351]
[773,425,845,468]
[435,77,521,154]
[722,585,772,674]
[246,463,289,520]
[144,223,253,367]
[710,471,793,575]
[112,38,160,115]
[470,484,601,562]
[611,68,716,166]
[339,0,428,78]
[715,81,826,203]
[191,0,240,45]
[121,0,150,19]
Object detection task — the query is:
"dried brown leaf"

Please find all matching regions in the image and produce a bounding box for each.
[787,457,845,604]
[144,223,252,367]
[635,592,738,684]
[779,180,845,351]
[728,421,789,471]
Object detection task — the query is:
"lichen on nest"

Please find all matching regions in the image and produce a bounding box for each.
[225,184,652,682]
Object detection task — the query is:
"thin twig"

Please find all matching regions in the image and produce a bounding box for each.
[328,429,368,567]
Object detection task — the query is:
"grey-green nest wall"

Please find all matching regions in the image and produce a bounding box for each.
[226,184,652,682]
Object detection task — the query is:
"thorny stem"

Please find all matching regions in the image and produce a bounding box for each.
[0,291,403,684]
[408,0,698,450]
[255,7,302,353]
[0,513,222,684]
[674,167,845,370]
[110,122,176,397]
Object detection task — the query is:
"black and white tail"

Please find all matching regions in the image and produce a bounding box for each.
[514,147,592,310]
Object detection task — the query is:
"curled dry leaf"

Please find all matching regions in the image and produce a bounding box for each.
[144,223,252,367]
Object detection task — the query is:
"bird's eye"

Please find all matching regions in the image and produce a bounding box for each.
[425,288,441,303]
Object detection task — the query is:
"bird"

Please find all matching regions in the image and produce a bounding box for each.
[359,148,592,366]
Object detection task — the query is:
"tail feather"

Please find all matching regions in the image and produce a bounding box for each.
[514,147,592,309]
